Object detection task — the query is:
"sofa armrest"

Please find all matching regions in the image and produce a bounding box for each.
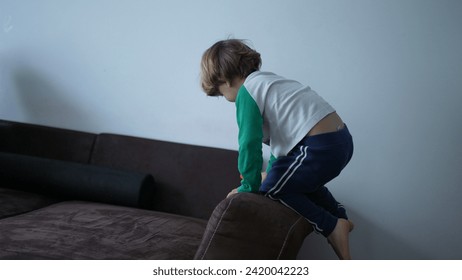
[194,193,313,260]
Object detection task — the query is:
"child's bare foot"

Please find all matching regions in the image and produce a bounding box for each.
[327,218,352,260]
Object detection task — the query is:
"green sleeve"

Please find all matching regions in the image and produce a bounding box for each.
[235,86,263,193]
[266,154,277,173]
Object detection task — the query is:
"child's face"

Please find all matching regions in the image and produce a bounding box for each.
[218,78,245,102]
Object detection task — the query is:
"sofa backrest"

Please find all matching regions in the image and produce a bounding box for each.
[0,120,96,164]
[1,119,240,220]
[90,133,240,220]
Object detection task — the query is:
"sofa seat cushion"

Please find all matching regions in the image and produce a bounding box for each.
[0,201,207,260]
[0,188,61,219]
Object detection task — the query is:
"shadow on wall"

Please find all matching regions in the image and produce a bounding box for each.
[297,207,429,260]
[13,65,93,130]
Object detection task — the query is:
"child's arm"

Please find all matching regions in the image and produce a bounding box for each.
[235,87,263,193]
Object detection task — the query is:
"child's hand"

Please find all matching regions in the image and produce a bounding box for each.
[230,172,266,198]
[261,172,267,182]
[227,188,238,198]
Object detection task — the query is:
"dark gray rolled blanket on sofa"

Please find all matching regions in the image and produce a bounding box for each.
[0,152,156,209]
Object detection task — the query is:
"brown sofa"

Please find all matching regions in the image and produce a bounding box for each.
[0,119,312,259]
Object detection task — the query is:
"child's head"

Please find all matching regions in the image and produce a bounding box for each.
[200,39,261,96]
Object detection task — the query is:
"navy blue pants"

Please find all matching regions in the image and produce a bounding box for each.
[260,125,353,237]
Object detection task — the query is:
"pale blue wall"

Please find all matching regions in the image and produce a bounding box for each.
[1,0,461,259]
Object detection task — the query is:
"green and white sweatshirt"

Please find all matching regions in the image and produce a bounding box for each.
[236,71,335,193]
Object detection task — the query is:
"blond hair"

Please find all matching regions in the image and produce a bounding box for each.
[200,39,261,96]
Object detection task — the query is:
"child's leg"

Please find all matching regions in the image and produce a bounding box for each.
[275,189,352,259]
[261,127,353,236]
[272,191,339,236]
[308,185,348,220]
[261,145,342,237]
[328,218,352,260]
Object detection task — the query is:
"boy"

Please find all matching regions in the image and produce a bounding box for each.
[200,39,354,259]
